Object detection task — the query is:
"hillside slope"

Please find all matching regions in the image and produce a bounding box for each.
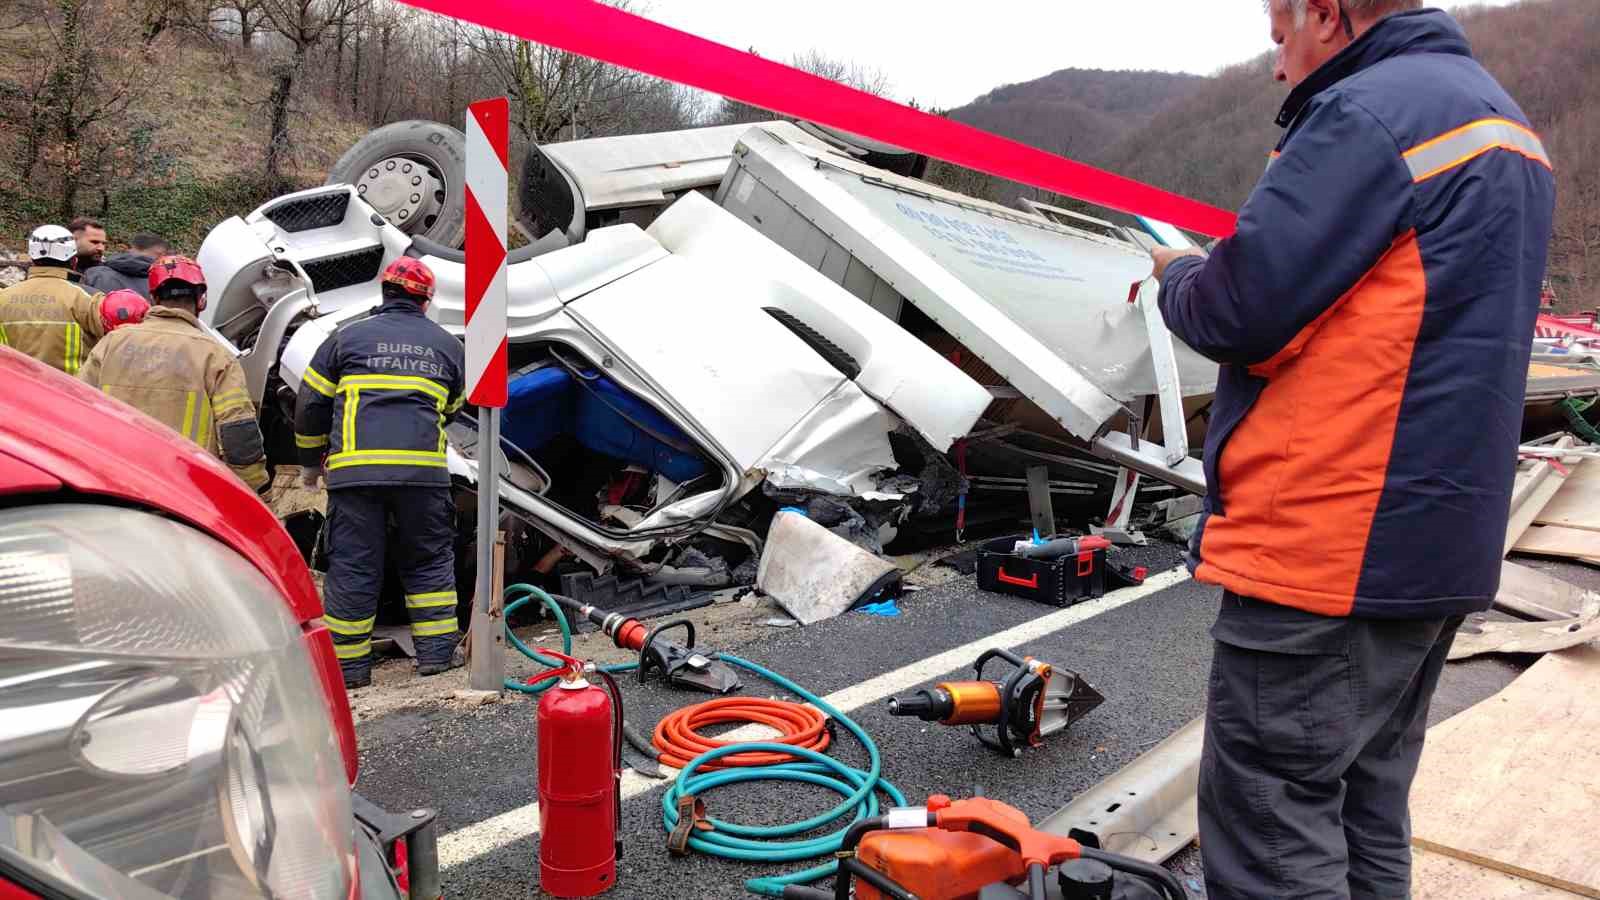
[945,68,1202,165]
[0,26,367,255]
[1096,0,1599,306]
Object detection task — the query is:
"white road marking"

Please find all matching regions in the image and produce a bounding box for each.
[435,567,1192,868]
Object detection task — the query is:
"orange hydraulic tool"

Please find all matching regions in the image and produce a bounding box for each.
[779,795,1188,900]
[886,649,1103,757]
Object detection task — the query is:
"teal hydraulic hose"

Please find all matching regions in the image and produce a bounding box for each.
[660,653,905,897]
[501,583,637,694]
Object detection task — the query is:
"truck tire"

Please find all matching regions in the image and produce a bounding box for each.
[327,120,468,248]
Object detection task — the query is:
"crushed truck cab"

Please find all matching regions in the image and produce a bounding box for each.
[198,181,992,579]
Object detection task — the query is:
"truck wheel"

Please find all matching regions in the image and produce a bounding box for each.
[327,120,468,248]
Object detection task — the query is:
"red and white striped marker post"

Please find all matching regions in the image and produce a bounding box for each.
[465,96,509,692]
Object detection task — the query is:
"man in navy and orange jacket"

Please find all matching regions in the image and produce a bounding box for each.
[1151,1,1555,897]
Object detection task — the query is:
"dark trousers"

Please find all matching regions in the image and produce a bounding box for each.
[1199,592,1463,900]
[323,485,459,676]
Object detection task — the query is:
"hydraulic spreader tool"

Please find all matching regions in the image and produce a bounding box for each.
[887,649,1104,757]
[504,583,741,694]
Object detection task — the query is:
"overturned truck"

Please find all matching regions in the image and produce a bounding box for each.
[196,120,1216,617]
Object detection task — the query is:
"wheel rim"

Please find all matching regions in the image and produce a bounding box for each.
[353,154,449,234]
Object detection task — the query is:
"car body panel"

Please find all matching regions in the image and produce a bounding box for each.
[0,347,360,785]
[716,124,1220,434]
[646,191,991,451]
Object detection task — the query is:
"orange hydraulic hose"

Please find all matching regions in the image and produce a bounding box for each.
[652,697,831,769]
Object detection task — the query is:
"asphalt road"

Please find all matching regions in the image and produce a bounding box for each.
[352,542,1529,899]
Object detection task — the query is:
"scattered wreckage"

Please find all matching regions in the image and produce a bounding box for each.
[193,115,1600,626]
[197,118,1223,620]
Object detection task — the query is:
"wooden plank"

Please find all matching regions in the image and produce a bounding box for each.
[1410,646,1600,897]
[1497,561,1592,620]
[1414,848,1585,899]
[1514,523,1600,562]
[1535,461,1600,533]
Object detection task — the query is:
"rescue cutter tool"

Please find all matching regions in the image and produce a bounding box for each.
[888,648,1103,757]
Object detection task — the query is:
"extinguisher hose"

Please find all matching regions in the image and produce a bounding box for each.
[661,654,906,897]
[594,667,626,862]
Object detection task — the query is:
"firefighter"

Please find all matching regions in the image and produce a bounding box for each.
[0,225,108,374]
[294,256,467,689]
[78,256,270,493]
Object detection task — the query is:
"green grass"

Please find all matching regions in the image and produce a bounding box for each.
[0,171,322,257]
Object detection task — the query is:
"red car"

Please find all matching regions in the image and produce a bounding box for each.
[0,347,438,899]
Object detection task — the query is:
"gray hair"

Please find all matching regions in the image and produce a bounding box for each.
[1265,0,1423,28]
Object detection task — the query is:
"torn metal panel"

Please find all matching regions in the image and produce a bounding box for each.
[1037,715,1202,864]
[759,381,902,499]
[646,191,991,451]
[1092,432,1206,496]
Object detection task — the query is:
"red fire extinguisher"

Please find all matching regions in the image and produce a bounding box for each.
[536,650,623,897]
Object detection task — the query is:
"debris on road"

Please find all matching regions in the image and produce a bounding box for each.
[756,508,901,625]
[450,689,501,706]
[1450,605,1600,660]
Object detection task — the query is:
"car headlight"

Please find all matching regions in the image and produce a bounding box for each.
[0,505,353,899]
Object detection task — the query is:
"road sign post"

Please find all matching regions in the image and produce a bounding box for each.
[464,96,510,693]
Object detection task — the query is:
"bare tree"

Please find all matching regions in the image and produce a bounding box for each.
[713,48,892,126]
[1,0,173,218]
[218,0,267,48]
[259,0,367,185]
[1547,111,1599,308]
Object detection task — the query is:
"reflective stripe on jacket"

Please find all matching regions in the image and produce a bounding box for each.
[1157,9,1556,619]
[0,266,106,374]
[293,300,466,489]
[78,307,268,491]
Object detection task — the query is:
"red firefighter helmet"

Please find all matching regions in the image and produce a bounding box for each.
[380,256,435,302]
[100,289,151,333]
[148,255,208,311]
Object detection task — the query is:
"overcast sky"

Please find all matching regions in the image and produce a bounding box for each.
[645,1,1524,109]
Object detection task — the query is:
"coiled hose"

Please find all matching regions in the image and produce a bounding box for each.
[501,584,902,896]
[662,654,906,897]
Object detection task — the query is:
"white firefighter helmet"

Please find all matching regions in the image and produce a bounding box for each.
[28,225,76,263]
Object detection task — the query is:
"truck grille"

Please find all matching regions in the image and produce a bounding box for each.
[262,194,350,233]
[302,247,384,295]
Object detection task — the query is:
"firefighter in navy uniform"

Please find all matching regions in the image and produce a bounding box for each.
[294,257,467,689]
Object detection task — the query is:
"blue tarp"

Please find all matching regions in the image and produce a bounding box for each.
[503,365,710,483]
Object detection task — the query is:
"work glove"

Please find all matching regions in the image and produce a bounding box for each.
[300,465,324,490]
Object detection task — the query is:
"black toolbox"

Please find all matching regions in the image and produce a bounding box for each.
[976,534,1148,606]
